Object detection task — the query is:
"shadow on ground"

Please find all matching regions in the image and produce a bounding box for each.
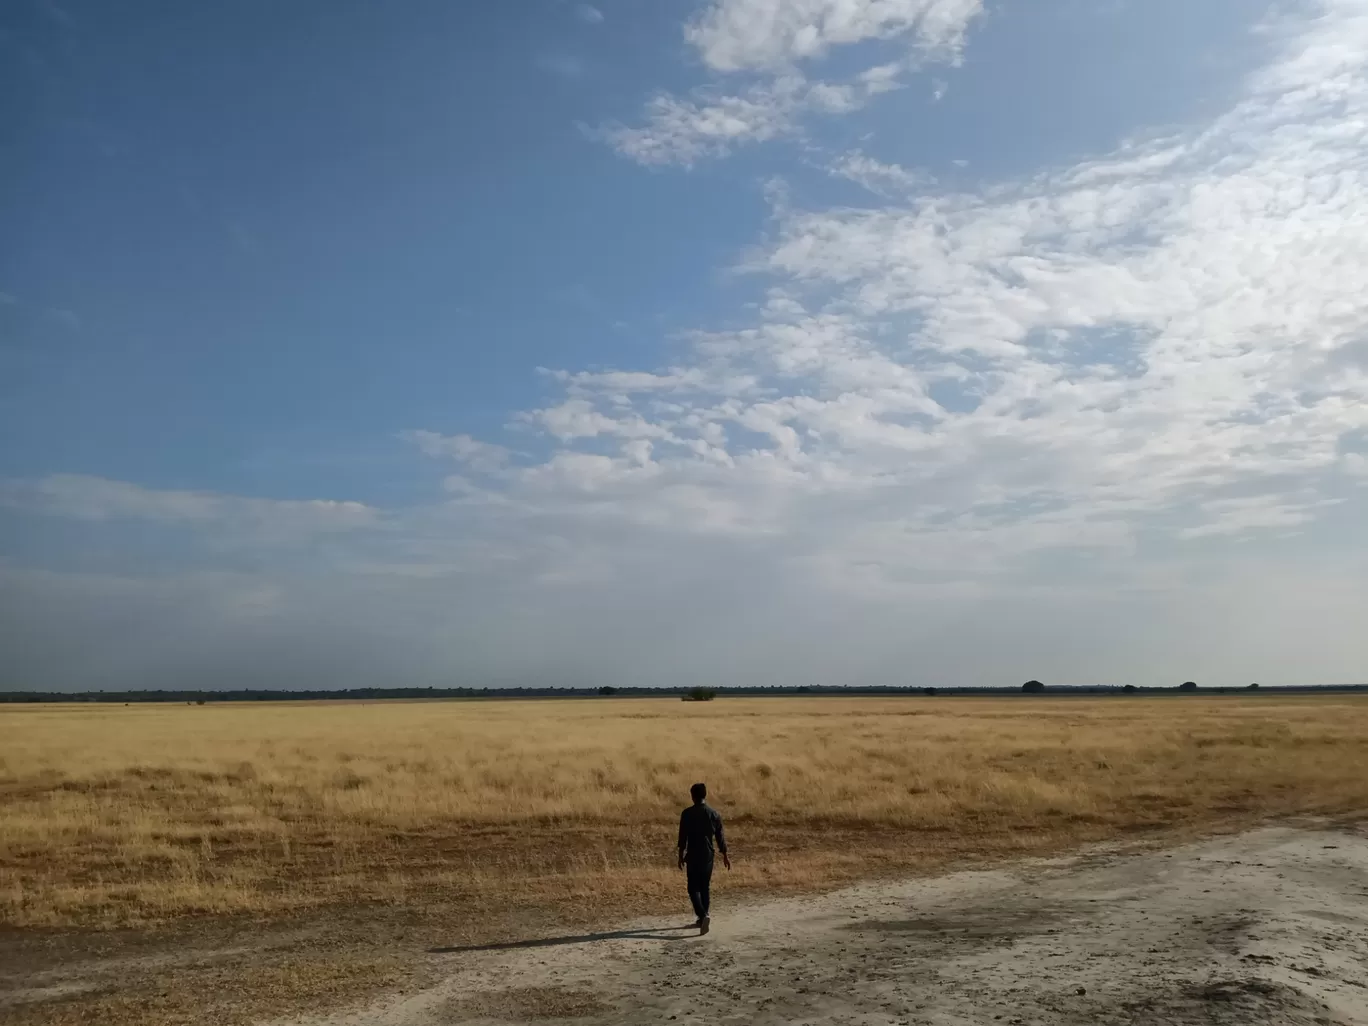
[429,925,695,954]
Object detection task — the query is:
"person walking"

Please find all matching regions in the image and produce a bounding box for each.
[677,782,729,934]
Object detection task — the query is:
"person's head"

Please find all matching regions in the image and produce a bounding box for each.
[690,782,707,804]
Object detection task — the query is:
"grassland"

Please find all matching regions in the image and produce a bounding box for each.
[4,695,1368,934]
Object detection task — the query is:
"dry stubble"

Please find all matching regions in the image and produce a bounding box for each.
[3,694,1368,932]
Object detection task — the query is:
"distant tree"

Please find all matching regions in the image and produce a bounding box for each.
[1247,682,1260,690]
[1022,680,1046,694]
[924,687,938,696]
[682,687,717,702]
[1122,684,1138,693]
[1178,681,1198,691]
[598,686,618,696]
[196,699,206,706]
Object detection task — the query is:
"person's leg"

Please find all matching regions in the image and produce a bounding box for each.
[686,861,707,921]
[687,871,706,920]
[687,856,714,932]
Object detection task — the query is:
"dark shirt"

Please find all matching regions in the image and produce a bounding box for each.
[678,802,727,861]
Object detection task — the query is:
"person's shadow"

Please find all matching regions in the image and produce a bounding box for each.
[429,925,695,954]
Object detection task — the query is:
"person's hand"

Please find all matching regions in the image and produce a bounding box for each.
[722,853,732,871]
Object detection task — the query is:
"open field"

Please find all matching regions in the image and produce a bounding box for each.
[4,694,1368,935]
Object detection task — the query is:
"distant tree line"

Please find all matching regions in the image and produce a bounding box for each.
[1,681,1363,704]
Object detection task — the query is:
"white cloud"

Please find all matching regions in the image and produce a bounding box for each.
[1178,495,1344,539]
[533,399,671,442]
[401,430,510,472]
[828,150,935,196]
[576,3,604,24]
[686,0,984,71]
[0,475,378,534]
[523,0,1368,578]
[605,64,914,165]
[604,82,800,165]
[606,0,981,165]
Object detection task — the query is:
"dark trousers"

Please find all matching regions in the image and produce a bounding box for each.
[686,855,714,919]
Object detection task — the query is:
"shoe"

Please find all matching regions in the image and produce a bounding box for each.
[699,916,710,935]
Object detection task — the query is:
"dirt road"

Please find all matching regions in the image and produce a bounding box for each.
[278,825,1368,1026]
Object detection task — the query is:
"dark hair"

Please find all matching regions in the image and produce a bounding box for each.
[690,782,707,802]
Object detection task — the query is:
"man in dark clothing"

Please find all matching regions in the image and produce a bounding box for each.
[678,782,729,934]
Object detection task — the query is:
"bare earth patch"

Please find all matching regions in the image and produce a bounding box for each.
[441,986,612,1021]
[263,823,1368,1026]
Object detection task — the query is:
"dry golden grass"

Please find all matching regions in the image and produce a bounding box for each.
[1,951,414,1026]
[3,695,1368,931]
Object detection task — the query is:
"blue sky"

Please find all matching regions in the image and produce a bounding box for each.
[3,0,1367,690]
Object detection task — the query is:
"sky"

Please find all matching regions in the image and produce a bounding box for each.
[2,0,1367,691]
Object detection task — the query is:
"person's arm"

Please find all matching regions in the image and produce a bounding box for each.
[714,810,731,870]
[677,810,687,869]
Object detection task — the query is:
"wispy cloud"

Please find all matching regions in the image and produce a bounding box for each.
[686,0,983,71]
[604,0,981,165]
[0,475,378,536]
[604,64,903,166]
[401,430,511,473]
[575,3,604,24]
[603,78,805,165]
[827,150,935,196]
[498,0,1368,585]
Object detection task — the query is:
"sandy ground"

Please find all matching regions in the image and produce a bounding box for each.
[275,824,1368,1026]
